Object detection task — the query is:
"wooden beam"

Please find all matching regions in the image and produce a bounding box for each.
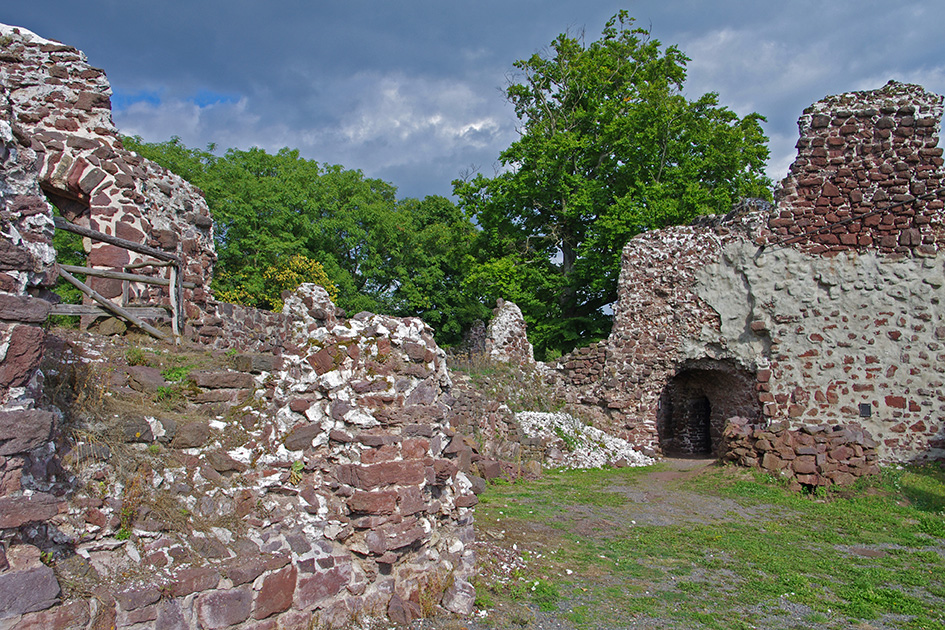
[58,264,197,289]
[53,217,181,264]
[49,304,171,319]
[58,268,169,341]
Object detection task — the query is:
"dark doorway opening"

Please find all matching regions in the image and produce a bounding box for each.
[657,359,761,456]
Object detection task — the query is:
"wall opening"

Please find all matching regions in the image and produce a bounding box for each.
[657,359,761,456]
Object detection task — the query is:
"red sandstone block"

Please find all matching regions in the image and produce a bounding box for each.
[337,461,425,489]
[401,438,429,459]
[12,600,90,630]
[253,565,297,620]
[296,565,350,609]
[167,567,220,598]
[348,490,398,515]
[885,395,907,409]
[196,588,253,629]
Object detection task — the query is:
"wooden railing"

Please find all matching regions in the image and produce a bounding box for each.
[50,217,197,341]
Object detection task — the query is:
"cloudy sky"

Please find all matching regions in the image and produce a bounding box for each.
[4,1,945,199]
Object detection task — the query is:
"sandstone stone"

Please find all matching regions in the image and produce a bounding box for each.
[284,424,322,451]
[0,325,45,388]
[167,566,219,597]
[348,490,398,515]
[223,556,267,586]
[0,409,54,455]
[170,420,211,448]
[0,493,63,528]
[0,294,51,322]
[0,548,59,616]
[190,370,254,389]
[12,599,90,629]
[387,593,420,626]
[127,365,165,393]
[296,565,350,608]
[195,587,253,629]
[116,585,161,611]
[206,450,248,473]
[253,565,297,620]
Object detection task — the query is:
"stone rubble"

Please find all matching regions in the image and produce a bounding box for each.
[515,411,655,469]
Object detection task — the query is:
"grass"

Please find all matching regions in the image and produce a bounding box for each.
[473,462,945,629]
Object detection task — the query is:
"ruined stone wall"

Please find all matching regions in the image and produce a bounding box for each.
[561,83,945,464]
[2,285,480,628]
[0,23,480,627]
[0,23,217,319]
[554,340,608,388]
[773,81,945,255]
[484,299,535,366]
[722,417,880,489]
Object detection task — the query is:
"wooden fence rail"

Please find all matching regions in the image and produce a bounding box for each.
[53,218,194,341]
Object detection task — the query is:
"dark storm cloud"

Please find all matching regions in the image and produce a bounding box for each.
[3,1,945,198]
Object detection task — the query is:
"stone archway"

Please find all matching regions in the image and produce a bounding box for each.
[657,359,761,456]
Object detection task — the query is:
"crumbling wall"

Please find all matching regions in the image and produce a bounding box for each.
[0,24,217,313]
[549,83,945,465]
[3,285,480,628]
[722,417,880,489]
[484,299,535,366]
[773,81,945,255]
[0,24,479,628]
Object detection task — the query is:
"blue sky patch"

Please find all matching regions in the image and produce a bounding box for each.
[110,89,162,111]
[190,89,239,107]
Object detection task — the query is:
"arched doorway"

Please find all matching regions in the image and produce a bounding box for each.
[657,359,761,456]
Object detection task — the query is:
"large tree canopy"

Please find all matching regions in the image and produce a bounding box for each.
[454,11,772,358]
[124,136,488,345]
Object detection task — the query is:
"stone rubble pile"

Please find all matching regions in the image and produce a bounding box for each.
[515,411,655,469]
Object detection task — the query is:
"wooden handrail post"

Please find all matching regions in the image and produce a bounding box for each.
[169,265,180,339]
[58,268,169,341]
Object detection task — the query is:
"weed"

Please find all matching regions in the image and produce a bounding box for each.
[417,569,455,617]
[473,578,495,609]
[125,347,150,366]
[554,426,581,452]
[154,385,183,410]
[289,460,304,485]
[161,364,193,382]
[530,579,560,611]
[148,443,161,455]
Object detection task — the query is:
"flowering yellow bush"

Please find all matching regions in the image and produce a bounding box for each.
[214,254,337,312]
[263,254,338,312]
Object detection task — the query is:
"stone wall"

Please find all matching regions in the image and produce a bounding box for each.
[2,285,480,628]
[552,83,945,464]
[484,299,535,367]
[1,23,217,322]
[0,23,480,628]
[772,81,945,255]
[721,417,880,489]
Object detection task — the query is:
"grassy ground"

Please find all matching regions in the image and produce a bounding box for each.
[466,461,945,630]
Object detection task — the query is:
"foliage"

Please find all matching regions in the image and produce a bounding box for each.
[454,11,772,356]
[47,208,87,327]
[124,136,487,345]
[124,347,150,367]
[215,253,337,312]
[160,364,193,382]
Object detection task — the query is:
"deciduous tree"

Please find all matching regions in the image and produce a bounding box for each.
[454,11,771,357]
